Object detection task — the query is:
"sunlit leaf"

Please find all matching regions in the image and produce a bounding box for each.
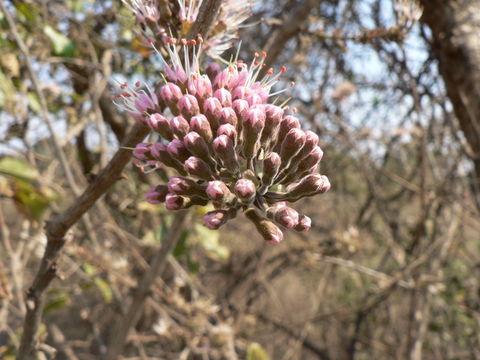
[44,25,75,57]
[247,343,270,360]
[0,157,38,182]
[44,293,69,314]
[26,92,41,114]
[94,278,113,303]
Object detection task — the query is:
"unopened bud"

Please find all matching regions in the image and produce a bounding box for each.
[217,124,237,144]
[203,209,230,230]
[160,83,182,114]
[169,115,190,139]
[219,107,238,127]
[214,88,232,107]
[167,176,206,197]
[245,93,263,106]
[228,69,248,89]
[212,135,238,172]
[183,131,210,159]
[206,180,232,202]
[262,152,281,187]
[167,139,191,162]
[184,156,214,180]
[133,142,151,160]
[293,214,311,232]
[274,206,300,228]
[286,174,330,199]
[188,74,212,100]
[148,113,174,141]
[279,128,306,166]
[203,97,222,130]
[190,114,213,142]
[213,68,230,89]
[146,185,168,204]
[234,178,256,203]
[261,104,284,146]
[273,115,301,152]
[242,107,266,162]
[165,193,184,210]
[296,146,323,173]
[178,94,200,119]
[232,99,249,119]
[151,142,187,175]
[245,209,284,245]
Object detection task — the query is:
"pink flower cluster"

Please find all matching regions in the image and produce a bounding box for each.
[115,38,330,244]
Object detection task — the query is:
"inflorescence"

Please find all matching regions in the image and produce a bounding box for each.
[114,34,330,244]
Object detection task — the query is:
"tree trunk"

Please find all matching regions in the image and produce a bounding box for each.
[420,0,480,183]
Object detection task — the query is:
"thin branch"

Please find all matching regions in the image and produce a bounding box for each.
[105,211,189,360]
[16,122,149,360]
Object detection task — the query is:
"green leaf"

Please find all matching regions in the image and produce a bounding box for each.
[14,3,39,23]
[247,343,270,360]
[14,181,55,221]
[94,277,113,303]
[0,157,38,182]
[27,92,41,114]
[44,293,69,314]
[44,25,75,57]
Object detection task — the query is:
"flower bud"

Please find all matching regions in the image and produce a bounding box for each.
[273,115,301,152]
[295,146,323,173]
[234,178,256,203]
[190,114,213,143]
[232,86,250,101]
[146,185,169,204]
[242,107,266,162]
[167,139,191,162]
[213,68,230,89]
[165,193,184,210]
[286,174,331,199]
[245,93,263,106]
[151,142,187,175]
[232,99,249,119]
[228,69,248,89]
[203,97,222,130]
[167,176,206,197]
[166,64,187,85]
[245,209,284,245]
[203,209,230,230]
[279,128,306,167]
[214,88,232,107]
[206,180,232,202]
[169,115,190,139]
[217,124,237,144]
[133,142,151,161]
[184,156,214,180]
[178,94,200,119]
[188,74,212,100]
[293,215,311,232]
[288,130,320,168]
[183,131,210,159]
[148,113,174,141]
[219,107,238,127]
[262,152,281,188]
[160,83,182,114]
[274,206,300,228]
[212,135,238,172]
[261,105,284,145]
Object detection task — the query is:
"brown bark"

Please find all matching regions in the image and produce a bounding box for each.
[420,0,480,182]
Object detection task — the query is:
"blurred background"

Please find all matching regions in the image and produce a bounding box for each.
[1,0,480,359]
